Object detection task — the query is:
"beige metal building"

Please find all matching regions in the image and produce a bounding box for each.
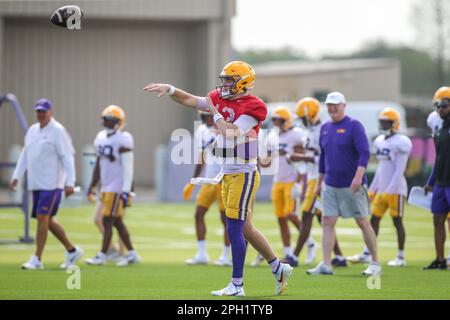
[252,58,401,103]
[0,0,235,186]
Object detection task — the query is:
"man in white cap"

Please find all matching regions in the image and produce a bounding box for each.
[306,92,381,276]
[10,98,83,270]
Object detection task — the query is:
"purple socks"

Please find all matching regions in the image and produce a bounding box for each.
[227,218,246,283]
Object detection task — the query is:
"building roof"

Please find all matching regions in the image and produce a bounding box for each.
[254,58,399,77]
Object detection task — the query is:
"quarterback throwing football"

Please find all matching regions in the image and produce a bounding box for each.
[144,61,293,296]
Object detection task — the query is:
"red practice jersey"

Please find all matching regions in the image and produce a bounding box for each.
[208,89,267,134]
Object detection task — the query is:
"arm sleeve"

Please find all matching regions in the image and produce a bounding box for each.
[197,90,220,111]
[55,129,76,187]
[385,152,409,194]
[233,115,259,135]
[197,97,208,111]
[121,151,134,193]
[353,121,370,168]
[12,148,27,181]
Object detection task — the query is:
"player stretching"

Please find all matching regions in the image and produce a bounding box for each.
[290,98,346,267]
[256,106,303,267]
[144,61,293,296]
[426,88,450,267]
[86,106,140,267]
[10,99,83,270]
[183,110,231,266]
[349,108,412,267]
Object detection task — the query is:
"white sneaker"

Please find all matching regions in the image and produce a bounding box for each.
[106,248,121,262]
[305,242,317,265]
[347,253,371,264]
[185,254,209,265]
[214,256,232,267]
[250,254,264,267]
[362,262,382,276]
[22,255,44,270]
[86,252,106,265]
[387,257,406,267]
[306,261,334,275]
[60,246,84,269]
[274,263,293,295]
[116,252,140,267]
[211,282,245,297]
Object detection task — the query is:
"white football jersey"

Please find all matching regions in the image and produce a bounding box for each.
[427,110,442,137]
[303,123,321,180]
[267,127,304,183]
[94,130,134,193]
[194,124,221,179]
[370,133,412,196]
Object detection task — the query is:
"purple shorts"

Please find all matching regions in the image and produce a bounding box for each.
[31,189,63,218]
[431,186,450,215]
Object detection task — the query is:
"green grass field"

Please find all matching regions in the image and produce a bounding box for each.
[0,202,449,300]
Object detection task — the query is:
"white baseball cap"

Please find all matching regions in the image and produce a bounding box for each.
[325,92,346,105]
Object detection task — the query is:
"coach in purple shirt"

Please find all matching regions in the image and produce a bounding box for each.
[306,92,381,276]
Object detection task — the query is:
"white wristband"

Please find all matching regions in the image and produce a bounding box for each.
[213,113,224,123]
[168,85,176,96]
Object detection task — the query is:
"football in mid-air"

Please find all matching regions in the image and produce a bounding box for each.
[50,5,83,28]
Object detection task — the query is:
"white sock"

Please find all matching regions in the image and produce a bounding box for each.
[231,277,243,286]
[447,250,450,259]
[128,250,136,256]
[363,247,370,255]
[222,245,230,260]
[307,237,315,247]
[98,252,106,259]
[283,246,293,256]
[269,258,281,274]
[198,240,206,256]
[397,250,404,259]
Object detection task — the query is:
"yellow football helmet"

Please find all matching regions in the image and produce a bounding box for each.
[102,105,125,131]
[433,86,450,101]
[378,107,400,134]
[296,97,321,125]
[271,106,293,130]
[218,61,255,98]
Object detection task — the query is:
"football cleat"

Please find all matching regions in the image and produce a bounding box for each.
[387,257,406,267]
[250,254,265,267]
[22,255,44,270]
[283,254,299,268]
[362,262,382,276]
[306,262,334,275]
[211,282,245,297]
[185,254,209,265]
[116,252,140,267]
[423,259,448,270]
[305,242,317,265]
[214,256,232,267]
[347,253,371,264]
[86,252,106,266]
[274,263,293,295]
[331,257,348,267]
[60,246,84,269]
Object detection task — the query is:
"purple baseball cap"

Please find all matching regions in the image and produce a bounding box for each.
[34,98,52,111]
